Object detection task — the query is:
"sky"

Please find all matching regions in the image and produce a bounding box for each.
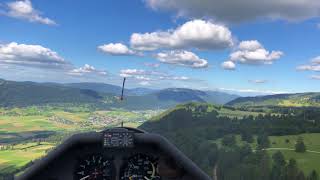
[0,0,320,95]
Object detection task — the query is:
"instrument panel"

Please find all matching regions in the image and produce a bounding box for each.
[18,128,211,180]
[72,142,179,180]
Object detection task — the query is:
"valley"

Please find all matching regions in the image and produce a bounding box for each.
[0,79,320,179]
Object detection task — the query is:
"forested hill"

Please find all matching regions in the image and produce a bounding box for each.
[140,102,320,136]
[0,79,104,107]
[139,103,320,179]
[227,92,320,107]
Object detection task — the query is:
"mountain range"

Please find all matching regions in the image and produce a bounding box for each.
[1,78,319,109]
[0,79,238,109]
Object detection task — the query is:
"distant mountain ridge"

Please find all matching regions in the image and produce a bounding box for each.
[64,82,157,96]
[154,88,239,104]
[0,79,103,107]
[0,79,238,108]
[227,92,320,107]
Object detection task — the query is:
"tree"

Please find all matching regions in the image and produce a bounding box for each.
[297,171,306,180]
[222,134,236,147]
[286,158,299,180]
[272,151,286,167]
[259,151,270,180]
[295,137,306,153]
[271,151,287,180]
[241,131,254,143]
[257,133,270,149]
[308,170,319,180]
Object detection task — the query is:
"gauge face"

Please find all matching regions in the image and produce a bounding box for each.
[121,154,161,180]
[74,154,113,180]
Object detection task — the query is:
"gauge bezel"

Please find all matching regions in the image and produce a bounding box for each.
[120,153,160,180]
[73,154,115,180]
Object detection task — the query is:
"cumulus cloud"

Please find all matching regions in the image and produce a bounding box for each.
[119,68,191,83]
[98,43,141,56]
[144,62,160,68]
[120,69,147,78]
[227,40,283,65]
[297,56,320,72]
[134,76,152,81]
[155,50,208,68]
[145,0,320,23]
[139,81,151,86]
[0,42,69,69]
[130,19,233,51]
[159,76,190,81]
[68,64,107,76]
[218,87,289,95]
[311,75,320,80]
[311,56,320,64]
[221,61,236,70]
[3,0,56,25]
[297,65,320,71]
[249,79,268,84]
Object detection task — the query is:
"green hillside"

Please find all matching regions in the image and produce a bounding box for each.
[227,93,320,107]
[140,103,320,178]
[213,134,320,175]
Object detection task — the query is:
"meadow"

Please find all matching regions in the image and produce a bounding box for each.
[0,106,161,175]
[0,142,55,174]
[214,133,320,175]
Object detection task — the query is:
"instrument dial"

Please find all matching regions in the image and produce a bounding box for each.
[121,154,161,180]
[74,154,113,180]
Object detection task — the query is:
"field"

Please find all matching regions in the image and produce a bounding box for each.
[215,133,320,175]
[0,106,162,175]
[268,134,320,175]
[0,142,55,174]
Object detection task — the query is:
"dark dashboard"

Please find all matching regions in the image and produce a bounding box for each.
[17,128,211,180]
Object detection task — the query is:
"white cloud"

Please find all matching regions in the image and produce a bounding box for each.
[68,64,107,76]
[311,75,320,80]
[159,76,190,81]
[297,65,320,71]
[144,62,160,68]
[120,69,146,77]
[311,56,320,64]
[221,61,236,70]
[238,40,262,51]
[218,87,289,95]
[0,42,69,69]
[145,0,320,23]
[4,0,56,25]
[228,40,283,65]
[135,76,152,81]
[130,19,233,51]
[139,81,151,86]
[249,79,268,84]
[297,56,320,72]
[119,68,191,83]
[98,43,141,56]
[155,50,208,68]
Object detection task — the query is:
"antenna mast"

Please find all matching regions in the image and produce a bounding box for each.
[120,77,126,101]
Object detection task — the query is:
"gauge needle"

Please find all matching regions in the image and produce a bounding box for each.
[80,175,90,180]
[151,162,155,177]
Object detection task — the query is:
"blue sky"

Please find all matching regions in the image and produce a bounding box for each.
[0,0,320,95]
